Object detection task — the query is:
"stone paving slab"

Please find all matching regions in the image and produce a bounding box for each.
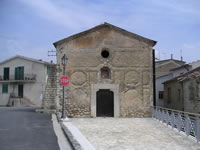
[70,118,200,150]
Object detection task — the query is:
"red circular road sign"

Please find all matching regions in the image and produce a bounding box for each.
[60,76,70,86]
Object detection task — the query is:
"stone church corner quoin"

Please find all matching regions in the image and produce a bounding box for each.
[53,22,157,118]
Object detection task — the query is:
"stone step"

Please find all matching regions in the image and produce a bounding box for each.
[42,65,57,110]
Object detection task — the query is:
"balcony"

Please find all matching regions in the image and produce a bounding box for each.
[0,74,36,83]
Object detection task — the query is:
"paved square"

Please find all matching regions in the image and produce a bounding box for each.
[70,118,200,150]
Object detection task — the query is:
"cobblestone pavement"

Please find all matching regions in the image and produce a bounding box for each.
[70,118,200,150]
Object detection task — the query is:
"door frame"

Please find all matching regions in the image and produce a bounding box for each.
[91,84,119,117]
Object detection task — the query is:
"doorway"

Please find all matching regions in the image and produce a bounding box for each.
[18,85,23,97]
[96,89,114,117]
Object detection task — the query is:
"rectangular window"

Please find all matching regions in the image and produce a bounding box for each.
[2,84,8,93]
[15,66,24,80]
[167,88,171,103]
[159,91,164,99]
[3,67,9,80]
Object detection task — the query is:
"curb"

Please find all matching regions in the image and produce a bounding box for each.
[59,117,96,150]
[35,108,56,114]
[60,122,82,150]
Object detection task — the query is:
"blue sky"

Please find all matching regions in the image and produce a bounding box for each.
[0,0,200,63]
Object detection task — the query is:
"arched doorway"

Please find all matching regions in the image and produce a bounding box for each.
[96,89,114,117]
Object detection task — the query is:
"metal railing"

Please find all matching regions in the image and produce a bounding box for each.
[152,106,200,142]
[0,74,36,81]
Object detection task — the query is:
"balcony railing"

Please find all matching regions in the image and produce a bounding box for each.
[152,106,200,142]
[0,74,36,83]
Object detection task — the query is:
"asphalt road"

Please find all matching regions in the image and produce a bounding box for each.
[0,107,60,150]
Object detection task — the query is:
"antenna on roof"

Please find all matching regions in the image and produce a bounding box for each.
[155,50,160,60]
[180,49,183,61]
[48,49,56,57]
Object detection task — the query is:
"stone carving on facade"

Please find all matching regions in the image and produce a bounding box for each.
[71,71,87,85]
[125,71,140,87]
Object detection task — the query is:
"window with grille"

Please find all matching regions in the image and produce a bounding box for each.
[101,67,111,79]
[159,91,164,99]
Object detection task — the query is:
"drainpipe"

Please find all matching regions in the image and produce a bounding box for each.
[152,49,156,106]
[181,82,184,111]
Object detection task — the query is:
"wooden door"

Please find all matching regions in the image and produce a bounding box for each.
[97,89,114,117]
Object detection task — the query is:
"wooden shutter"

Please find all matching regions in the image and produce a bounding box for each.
[21,66,24,80]
[15,67,18,80]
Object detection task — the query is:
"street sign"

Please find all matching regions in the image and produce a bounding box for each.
[60,76,70,86]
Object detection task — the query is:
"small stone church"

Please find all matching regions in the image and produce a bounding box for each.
[53,23,156,117]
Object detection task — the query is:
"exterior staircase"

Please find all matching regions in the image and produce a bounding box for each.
[7,95,35,107]
[41,64,57,112]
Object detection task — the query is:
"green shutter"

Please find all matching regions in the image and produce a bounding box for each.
[21,66,24,80]
[15,67,18,80]
[15,67,24,80]
[2,84,8,93]
[3,68,9,80]
[3,68,6,80]
[46,65,50,75]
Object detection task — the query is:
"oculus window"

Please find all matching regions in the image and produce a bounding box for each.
[101,50,110,58]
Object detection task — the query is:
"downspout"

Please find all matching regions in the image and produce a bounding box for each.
[152,49,156,106]
[181,81,184,111]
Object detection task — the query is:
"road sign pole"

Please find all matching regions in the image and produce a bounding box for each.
[61,55,68,120]
[61,85,66,119]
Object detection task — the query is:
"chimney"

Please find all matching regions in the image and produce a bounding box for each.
[181,56,183,61]
[171,54,173,60]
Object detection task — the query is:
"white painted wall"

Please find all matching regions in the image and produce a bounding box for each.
[171,67,189,77]
[156,74,173,107]
[0,57,49,107]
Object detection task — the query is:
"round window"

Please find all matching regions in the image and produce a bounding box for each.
[101,50,109,58]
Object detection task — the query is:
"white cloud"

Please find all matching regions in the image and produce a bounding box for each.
[150,0,200,17]
[19,0,103,30]
[181,42,200,62]
[18,0,200,33]
[182,42,200,62]
[0,39,55,63]
[155,41,200,63]
[1,0,199,64]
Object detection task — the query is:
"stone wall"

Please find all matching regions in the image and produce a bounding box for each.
[163,76,200,114]
[183,79,200,113]
[163,81,184,111]
[56,26,154,117]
